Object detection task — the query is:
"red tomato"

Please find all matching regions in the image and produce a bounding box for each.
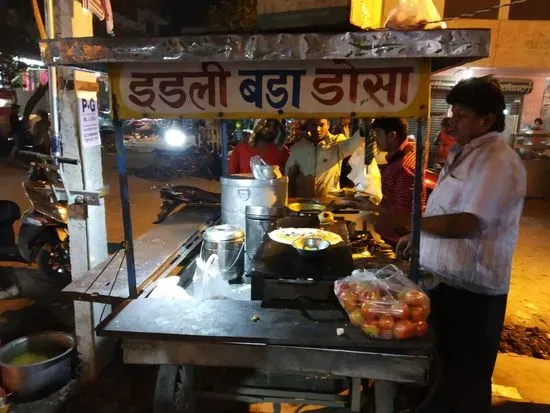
[403,290,429,307]
[413,321,428,337]
[360,302,378,321]
[378,315,395,330]
[390,302,410,320]
[335,282,351,295]
[409,306,428,322]
[339,290,359,311]
[393,320,414,340]
[349,309,365,327]
[379,329,394,340]
[361,320,380,338]
[358,286,380,303]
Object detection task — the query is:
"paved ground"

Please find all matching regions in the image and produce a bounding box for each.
[0,151,549,412]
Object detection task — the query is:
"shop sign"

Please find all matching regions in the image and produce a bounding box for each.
[432,78,533,94]
[110,59,430,120]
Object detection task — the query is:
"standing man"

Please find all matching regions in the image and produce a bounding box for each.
[358,117,424,246]
[285,118,363,198]
[228,119,289,175]
[398,76,526,413]
[435,117,457,163]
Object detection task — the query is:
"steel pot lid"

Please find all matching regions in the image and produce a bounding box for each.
[245,205,286,218]
[204,224,244,242]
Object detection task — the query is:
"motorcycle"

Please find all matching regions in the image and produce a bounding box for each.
[154,185,220,224]
[0,151,78,281]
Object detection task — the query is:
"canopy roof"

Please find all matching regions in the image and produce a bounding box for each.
[39,29,490,73]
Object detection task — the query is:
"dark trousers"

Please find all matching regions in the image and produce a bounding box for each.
[427,283,507,413]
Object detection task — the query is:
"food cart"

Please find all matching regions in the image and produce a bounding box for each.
[44,28,491,412]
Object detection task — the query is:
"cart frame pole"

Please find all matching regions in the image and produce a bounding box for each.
[221,120,229,177]
[112,95,138,298]
[410,118,425,283]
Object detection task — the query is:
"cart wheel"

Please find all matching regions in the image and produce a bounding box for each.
[154,365,196,413]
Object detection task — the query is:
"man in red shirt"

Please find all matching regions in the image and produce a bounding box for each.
[369,118,425,245]
[228,119,289,175]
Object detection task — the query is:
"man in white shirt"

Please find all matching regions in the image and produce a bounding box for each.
[285,118,363,198]
[397,76,526,413]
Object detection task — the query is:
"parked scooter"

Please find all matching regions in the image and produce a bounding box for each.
[0,151,78,281]
[153,185,220,224]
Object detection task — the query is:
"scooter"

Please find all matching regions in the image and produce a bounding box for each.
[0,151,78,281]
[153,185,220,224]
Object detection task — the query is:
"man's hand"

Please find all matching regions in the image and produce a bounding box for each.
[396,233,412,260]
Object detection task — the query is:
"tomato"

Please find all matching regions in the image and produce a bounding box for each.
[393,320,414,340]
[413,321,429,337]
[390,302,410,320]
[361,321,380,338]
[403,290,429,307]
[358,286,380,303]
[379,329,394,340]
[348,309,365,326]
[339,290,359,311]
[360,302,378,321]
[335,282,352,295]
[378,315,395,330]
[409,305,429,322]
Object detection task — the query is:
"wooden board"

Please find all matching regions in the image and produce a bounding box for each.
[63,206,220,303]
[98,298,433,353]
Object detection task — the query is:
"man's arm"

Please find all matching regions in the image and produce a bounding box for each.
[337,129,365,159]
[227,145,241,175]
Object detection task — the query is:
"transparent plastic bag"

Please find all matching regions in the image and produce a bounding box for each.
[384,0,447,30]
[334,265,430,340]
[191,254,235,300]
[250,155,282,180]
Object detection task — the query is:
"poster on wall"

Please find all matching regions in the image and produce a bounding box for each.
[77,91,102,149]
[110,59,430,120]
[541,80,550,127]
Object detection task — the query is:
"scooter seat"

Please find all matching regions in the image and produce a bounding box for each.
[0,200,21,224]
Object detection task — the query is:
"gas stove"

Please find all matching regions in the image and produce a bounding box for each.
[249,216,354,303]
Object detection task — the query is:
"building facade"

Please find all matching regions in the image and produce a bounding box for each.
[382,0,550,136]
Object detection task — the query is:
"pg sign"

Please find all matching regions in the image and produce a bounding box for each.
[77,92,101,149]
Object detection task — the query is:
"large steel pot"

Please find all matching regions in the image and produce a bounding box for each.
[221,175,288,232]
[0,332,75,400]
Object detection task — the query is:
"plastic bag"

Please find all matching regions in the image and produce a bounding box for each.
[191,254,235,300]
[347,144,383,205]
[150,276,193,300]
[250,155,282,180]
[334,265,430,340]
[384,0,447,30]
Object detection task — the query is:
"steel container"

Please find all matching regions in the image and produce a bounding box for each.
[0,332,75,401]
[202,224,245,282]
[220,175,288,232]
[245,206,285,273]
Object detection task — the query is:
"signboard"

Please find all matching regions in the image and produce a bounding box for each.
[110,59,430,120]
[431,78,534,94]
[77,91,101,149]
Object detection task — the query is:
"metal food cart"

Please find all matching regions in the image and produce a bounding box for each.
[44,28,491,412]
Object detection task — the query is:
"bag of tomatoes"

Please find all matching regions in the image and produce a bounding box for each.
[334,265,430,340]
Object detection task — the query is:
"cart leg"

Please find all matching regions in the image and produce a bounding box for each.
[350,377,362,412]
[374,381,396,413]
[154,365,196,413]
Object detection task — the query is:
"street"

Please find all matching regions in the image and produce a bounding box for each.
[0,151,549,412]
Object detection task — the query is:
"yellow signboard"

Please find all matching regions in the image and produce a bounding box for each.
[110,59,430,120]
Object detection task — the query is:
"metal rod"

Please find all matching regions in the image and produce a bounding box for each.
[44,0,61,157]
[112,94,138,298]
[221,120,228,177]
[410,118,425,283]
